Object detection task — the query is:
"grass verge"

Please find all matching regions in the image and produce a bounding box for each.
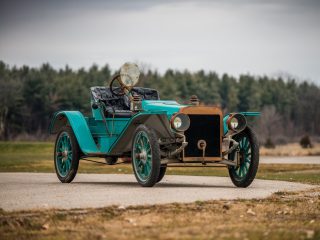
[1,142,320,185]
[260,143,320,156]
[0,188,319,240]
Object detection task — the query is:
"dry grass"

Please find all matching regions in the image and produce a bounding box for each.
[260,143,320,156]
[0,188,319,240]
[1,141,320,184]
[1,142,319,239]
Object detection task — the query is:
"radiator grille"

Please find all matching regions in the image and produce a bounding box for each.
[184,114,221,158]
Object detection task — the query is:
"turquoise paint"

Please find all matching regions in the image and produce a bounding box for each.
[53,99,261,155]
[142,100,185,118]
[98,118,130,152]
[223,115,229,134]
[95,136,118,153]
[50,111,101,154]
[240,112,261,117]
[50,110,170,156]
[87,100,184,153]
[105,118,130,135]
[108,111,169,153]
[85,117,106,136]
[87,117,129,136]
[223,112,261,134]
[86,117,130,153]
[91,106,104,120]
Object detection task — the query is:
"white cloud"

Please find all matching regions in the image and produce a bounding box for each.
[0,0,319,83]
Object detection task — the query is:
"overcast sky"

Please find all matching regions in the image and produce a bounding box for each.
[0,0,319,83]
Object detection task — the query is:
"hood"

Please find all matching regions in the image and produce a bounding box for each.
[142,100,186,116]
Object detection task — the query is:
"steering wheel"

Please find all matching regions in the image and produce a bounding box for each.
[109,74,127,96]
[109,62,140,97]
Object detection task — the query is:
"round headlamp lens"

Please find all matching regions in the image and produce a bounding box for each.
[230,117,238,129]
[173,117,182,129]
[227,113,247,132]
[171,113,190,132]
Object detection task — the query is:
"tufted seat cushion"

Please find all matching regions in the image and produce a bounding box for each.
[90,86,159,118]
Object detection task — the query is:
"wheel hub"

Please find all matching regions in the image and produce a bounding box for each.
[62,149,68,161]
[136,150,147,163]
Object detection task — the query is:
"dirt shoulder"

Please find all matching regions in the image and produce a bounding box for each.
[1,188,319,240]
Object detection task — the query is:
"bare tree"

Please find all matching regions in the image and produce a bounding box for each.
[257,105,283,142]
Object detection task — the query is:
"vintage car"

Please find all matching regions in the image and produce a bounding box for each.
[49,63,260,187]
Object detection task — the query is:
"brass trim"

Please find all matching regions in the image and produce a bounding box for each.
[180,106,223,115]
[183,157,222,162]
[180,106,223,160]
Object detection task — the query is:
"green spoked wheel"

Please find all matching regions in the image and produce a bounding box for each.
[54,126,80,183]
[133,131,152,181]
[132,125,161,187]
[233,136,251,178]
[56,132,72,177]
[228,126,259,188]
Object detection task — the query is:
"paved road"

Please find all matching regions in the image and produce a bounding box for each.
[0,173,313,211]
[260,156,320,164]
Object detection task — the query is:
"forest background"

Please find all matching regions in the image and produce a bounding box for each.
[1,61,319,145]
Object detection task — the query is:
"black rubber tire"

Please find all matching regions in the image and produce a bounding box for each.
[54,126,80,183]
[157,165,167,183]
[228,126,259,188]
[105,156,118,165]
[132,125,161,187]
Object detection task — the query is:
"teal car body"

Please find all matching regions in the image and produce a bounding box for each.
[49,100,259,156]
[49,79,261,187]
[49,95,186,155]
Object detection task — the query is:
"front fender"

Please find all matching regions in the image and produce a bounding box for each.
[108,113,174,155]
[49,111,100,154]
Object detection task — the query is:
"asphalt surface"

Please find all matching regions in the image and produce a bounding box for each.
[0,173,313,211]
[260,156,320,164]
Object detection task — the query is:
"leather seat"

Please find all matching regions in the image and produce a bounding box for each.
[104,108,133,118]
[90,86,159,118]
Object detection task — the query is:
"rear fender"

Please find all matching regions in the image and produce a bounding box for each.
[49,111,100,154]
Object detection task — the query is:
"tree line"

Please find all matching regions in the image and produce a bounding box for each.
[1,61,319,143]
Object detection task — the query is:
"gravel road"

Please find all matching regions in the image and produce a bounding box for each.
[0,173,313,211]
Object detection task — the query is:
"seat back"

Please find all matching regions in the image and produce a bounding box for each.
[90,86,160,110]
[91,87,130,110]
[131,87,160,100]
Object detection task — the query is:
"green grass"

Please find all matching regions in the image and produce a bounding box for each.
[0,141,53,172]
[1,141,320,185]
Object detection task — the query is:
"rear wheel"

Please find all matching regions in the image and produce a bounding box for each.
[132,125,161,187]
[228,127,259,188]
[54,126,80,183]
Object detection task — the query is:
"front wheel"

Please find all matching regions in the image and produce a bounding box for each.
[132,125,161,187]
[54,126,80,183]
[157,165,167,183]
[228,126,259,188]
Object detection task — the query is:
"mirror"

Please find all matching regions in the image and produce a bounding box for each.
[120,62,140,88]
